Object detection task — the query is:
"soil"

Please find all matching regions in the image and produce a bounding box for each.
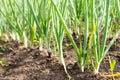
[0,37,120,80]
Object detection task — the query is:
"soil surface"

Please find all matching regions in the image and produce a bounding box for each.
[0,38,120,80]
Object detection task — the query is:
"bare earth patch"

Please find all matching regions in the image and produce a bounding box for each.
[0,39,120,80]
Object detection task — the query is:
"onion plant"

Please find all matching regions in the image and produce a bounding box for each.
[27,0,51,52]
[51,0,71,79]
[14,0,37,48]
[89,0,120,74]
[73,0,83,19]
[0,0,28,47]
[9,0,28,47]
[51,0,89,73]
[0,0,52,51]
[0,0,17,41]
[116,0,120,20]
[0,16,7,41]
[27,0,43,50]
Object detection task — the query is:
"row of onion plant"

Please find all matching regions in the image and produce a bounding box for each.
[0,0,120,78]
[50,0,120,75]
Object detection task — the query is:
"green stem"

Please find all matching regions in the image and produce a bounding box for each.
[39,38,43,51]
[94,62,101,74]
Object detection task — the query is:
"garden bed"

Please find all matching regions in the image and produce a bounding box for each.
[0,39,120,80]
[0,0,120,80]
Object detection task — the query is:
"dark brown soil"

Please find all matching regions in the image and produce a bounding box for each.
[0,38,120,80]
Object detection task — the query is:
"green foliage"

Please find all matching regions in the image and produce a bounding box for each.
[109,56,116,72]
[110,60,116,72]
[0,45,5,52]
[0,0,120,77]
[0,61,6,66]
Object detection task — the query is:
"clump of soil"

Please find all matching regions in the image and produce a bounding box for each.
[0,39,120,80]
